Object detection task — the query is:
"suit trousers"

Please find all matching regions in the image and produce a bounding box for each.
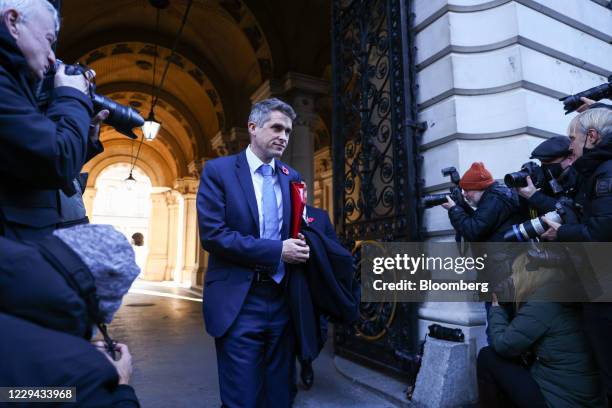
[215,278,293,408]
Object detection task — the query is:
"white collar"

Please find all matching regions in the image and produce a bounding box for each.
[246,145,276,175]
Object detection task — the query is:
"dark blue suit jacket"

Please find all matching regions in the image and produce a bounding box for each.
[197,150,300,338]
[305,206,337,241]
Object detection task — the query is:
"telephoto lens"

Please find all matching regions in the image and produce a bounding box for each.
[559,78,612,114]
[503,210,562,242]
[421,194,449,208]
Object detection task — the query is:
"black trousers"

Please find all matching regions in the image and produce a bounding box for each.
[583,302,612,407]
[477,346,547,408]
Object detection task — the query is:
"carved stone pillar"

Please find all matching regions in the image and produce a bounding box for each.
[175,177,200,286]
[83,187,97,219]
[164,190,182,281]
[251,72,328,203]
[143,191,169,281]
[314,146,334,222]
[211,127,249,157]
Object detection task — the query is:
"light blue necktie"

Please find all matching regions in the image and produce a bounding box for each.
[258,164,285,283]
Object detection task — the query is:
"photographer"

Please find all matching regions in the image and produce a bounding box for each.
[0,0,105,241]
[442,163,522,289]
[478,253,604,408]
[516,136,576,215]
[542,108,612,242]
[0,224,141,406]
[540,107,612,404]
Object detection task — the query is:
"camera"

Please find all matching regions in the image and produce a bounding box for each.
[503,199,575,242]
[524,246,568,271]
[504,161,564,195]
[421,167,464,208]
[37,61,144,139]
[559,76,612,115]
[428,324,464,343]
[504,162,544,189]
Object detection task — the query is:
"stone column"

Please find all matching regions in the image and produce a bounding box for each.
[143,191,169,281]
[175,177,200,286]
[83,187,97,219]
[251,72,328,203]
[314,147,334,220]
[164,190,182,281]
[211,128,249,157]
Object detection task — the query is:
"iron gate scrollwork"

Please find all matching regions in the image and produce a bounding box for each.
[331,0,423,377]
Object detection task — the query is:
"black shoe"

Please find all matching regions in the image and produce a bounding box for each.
[300,359,314,390]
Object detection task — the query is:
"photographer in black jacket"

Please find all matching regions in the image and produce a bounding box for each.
[442,162,522,289]
[0,0,106,241]
[541,107,612,405]
[516,136,577,215]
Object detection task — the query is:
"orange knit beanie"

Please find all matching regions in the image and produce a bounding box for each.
[459,162,495,190]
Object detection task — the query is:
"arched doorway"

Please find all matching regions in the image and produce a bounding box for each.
[90,163,153,272]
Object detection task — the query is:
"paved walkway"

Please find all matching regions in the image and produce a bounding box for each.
[107,280,398,408]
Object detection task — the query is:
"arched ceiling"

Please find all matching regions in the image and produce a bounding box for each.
[57,0,331,188]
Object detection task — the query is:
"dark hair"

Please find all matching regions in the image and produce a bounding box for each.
[248,98,296,127]
[131,232,144,246]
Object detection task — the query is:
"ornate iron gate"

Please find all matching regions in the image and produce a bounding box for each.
[331,0,423,377]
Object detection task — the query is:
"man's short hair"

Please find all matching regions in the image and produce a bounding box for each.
[0,0,59,32]
[131,232,144,246]
[248,98,297,127]
[569,107,612,140]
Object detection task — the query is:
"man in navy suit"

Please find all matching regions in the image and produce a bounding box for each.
[197,98,310,407]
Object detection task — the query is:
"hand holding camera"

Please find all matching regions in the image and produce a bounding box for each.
[517,175,536,199]
[53,62,94,95]
[94,341,133,385]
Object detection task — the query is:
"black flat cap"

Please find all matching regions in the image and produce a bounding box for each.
[530,136,571,161]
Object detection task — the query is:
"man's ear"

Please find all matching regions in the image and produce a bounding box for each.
[247,121,257,135]
[587,128,601,145]
[3,10,20,40]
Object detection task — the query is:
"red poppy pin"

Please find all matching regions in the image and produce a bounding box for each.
[307,217,315,223]
[281,166,289,175]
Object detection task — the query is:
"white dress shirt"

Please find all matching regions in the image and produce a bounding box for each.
[245,145,283,238]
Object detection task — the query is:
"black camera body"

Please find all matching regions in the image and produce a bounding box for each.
[504,161,544,189]
[421,167,464,209]
[559,76,612,115]
[37,61,144,139]
[504,161,566,196]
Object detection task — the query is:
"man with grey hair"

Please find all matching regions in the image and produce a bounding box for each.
[197,97,309,407]
[0,0,106,241]
[541,107,612,405]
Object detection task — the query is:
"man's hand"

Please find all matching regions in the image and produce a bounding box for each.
[517,175,536,199]
[94,341,133,385]
[441,195,456,210]
[89,110,109,144]
[54,63,94,95]
[541,216,561,241]
[576,97,596,113]
[282,237,310,264]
